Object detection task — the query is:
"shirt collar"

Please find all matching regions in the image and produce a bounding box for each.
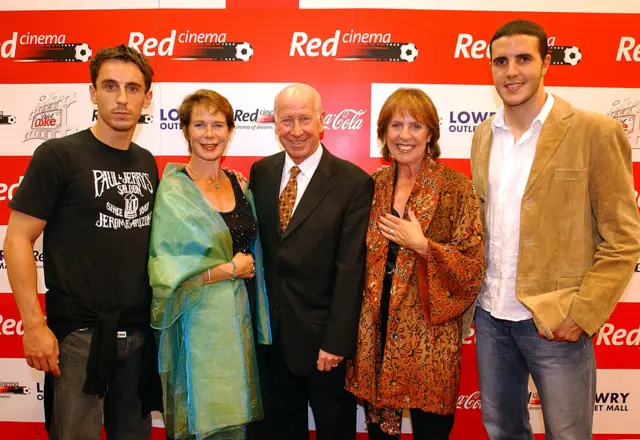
[283,143,323,177]
[492,93,555,132]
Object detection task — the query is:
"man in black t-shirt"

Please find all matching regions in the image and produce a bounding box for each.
[4,45,162,439]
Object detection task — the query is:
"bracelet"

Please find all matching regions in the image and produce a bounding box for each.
[230,261,236,281]
[207,268,211,283]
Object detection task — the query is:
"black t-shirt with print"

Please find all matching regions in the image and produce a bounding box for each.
[9,128,158,336]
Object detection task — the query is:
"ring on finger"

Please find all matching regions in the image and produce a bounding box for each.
[389,228,394,234]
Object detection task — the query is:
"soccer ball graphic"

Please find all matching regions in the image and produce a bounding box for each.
[7,115,16,124]
[563,46,582,66]
[143,114,153,124]
[235,43,253,62]
[399,43,418,62]
[22,387,31,395]
[75,43,92,62]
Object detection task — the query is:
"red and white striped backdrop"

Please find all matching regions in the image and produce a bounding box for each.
[0,1,639,438]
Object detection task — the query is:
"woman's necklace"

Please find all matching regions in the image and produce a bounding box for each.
[186,165,222,190]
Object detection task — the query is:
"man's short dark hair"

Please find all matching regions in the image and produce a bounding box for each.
[90,45,154,92]
[489,20,549,61]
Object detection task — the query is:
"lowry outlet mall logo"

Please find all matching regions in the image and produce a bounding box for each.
[447,109,496,134]
[289,29,418,63]
[0,32,91,63]
[24,93,78,143]
[595,392,633,412]
[127,30,253,62]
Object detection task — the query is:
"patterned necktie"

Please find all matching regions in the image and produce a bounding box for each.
[279,166,301,232]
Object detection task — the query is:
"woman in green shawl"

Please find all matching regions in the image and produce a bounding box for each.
[148,89,271,440]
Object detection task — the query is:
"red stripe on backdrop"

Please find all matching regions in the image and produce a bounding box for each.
[0,10,638,87]
[226,0,299,8]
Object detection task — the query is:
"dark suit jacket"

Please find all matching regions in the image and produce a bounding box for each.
[249,145,373,376]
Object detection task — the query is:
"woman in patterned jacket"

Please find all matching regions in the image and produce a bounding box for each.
[345,88,485,439]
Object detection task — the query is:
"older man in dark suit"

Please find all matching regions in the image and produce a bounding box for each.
[249,83,373,440]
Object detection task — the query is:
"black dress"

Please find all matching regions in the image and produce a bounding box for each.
[218,170,258,319]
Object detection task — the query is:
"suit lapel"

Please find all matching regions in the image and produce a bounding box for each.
[524,98,573,196]
[281,147,335,240]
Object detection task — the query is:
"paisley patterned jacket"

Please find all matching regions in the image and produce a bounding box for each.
[345,157,484,417]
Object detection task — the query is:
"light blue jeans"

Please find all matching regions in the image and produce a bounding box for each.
[475,306,596,440]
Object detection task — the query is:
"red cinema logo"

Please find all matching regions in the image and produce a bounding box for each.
[0,295,46,358]
[454,34,581,66]
[0,176,23,202]
[596,323,640,346]
[0,313,25,337]
[289,30,417,63]
[290,30,391,57]
[1,31,66,59]
[617,37,640,62]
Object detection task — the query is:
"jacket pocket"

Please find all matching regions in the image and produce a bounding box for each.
[553,168,587,181]
[556,275,584,290]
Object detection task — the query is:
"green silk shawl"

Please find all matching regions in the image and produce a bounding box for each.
[149,163,271,440]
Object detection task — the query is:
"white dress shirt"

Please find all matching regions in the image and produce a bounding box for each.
[478,94,555,321]
[279,144,323,215]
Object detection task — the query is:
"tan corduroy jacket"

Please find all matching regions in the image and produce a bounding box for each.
[470,95,640,338]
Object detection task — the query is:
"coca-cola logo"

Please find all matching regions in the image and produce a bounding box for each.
[324,109,366,131]
[457,391,481,410]
[31,110,61,129]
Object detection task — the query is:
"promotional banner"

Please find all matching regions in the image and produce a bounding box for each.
[0,1,638,438]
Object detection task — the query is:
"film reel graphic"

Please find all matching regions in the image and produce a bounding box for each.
[173,42,253,61]
[549,45,582,66]
[137,114,154,124]
[336,42,419,62]
[15,43,92,63]
[0,112,17,125]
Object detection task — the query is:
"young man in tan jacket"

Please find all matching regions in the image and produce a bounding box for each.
[471,20,640,440]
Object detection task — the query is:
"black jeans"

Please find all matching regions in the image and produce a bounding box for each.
[49,328,151,440]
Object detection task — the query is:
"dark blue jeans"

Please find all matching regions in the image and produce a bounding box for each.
[475,306,596,440]
[49,328,152,440]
